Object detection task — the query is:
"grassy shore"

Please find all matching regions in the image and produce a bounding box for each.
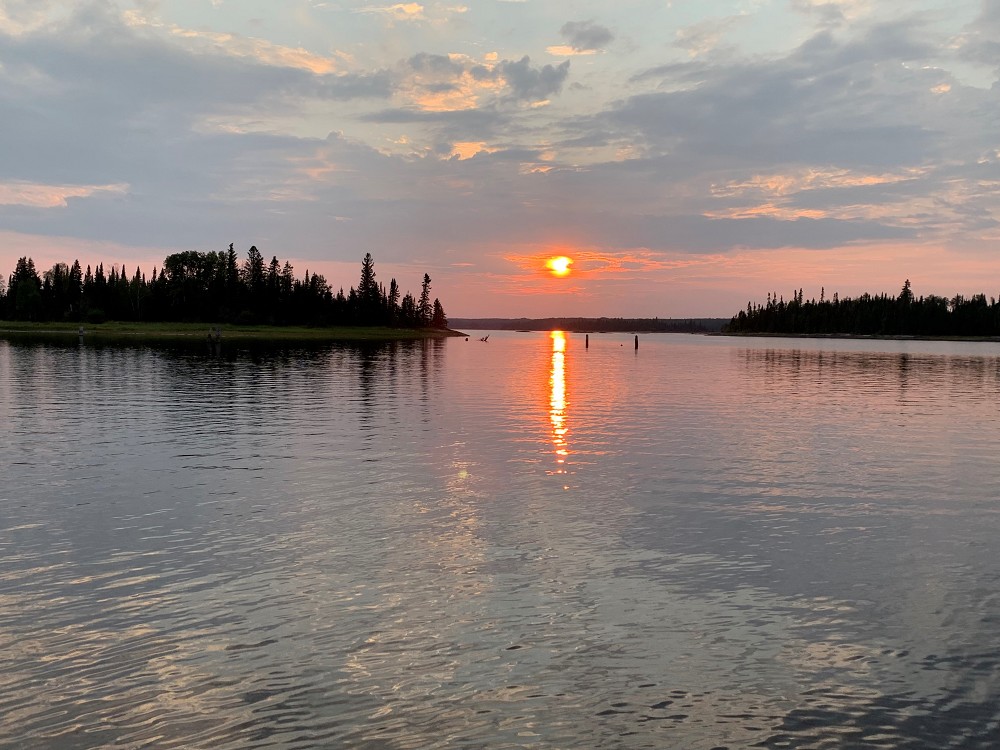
[0,320,467,343]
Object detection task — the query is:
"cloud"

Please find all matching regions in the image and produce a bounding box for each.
[0,0,60,35]
[791,0,873,26]
[550,20,614,56]
[358,3,426,22]
[354,2,467,25]
[449,141,499,159]
[1,0,997,317]
[674,16,746,57]
[955,2,1000,74]
[498,57,570,102]
[165,28,344,75]
[712,167,926,199]
[0,180,128,208]
[385,53,569,112]
[606,23,945,172]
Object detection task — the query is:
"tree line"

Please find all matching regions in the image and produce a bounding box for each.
[724,280,1000,337]
[449,317,727,333]
[1,247,448,329]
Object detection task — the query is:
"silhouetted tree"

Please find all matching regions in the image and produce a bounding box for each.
[244,245,265,298]
[2,250,449,330]
[724,280,1000,338]
[10,257,42,320]
[401,292,416,325]
[358,252,382,323]
[387,278,400,322]
[418,273,432,326]
[432,298,447,328]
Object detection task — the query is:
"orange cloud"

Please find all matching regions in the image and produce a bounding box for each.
[703,203,829,220]
[449,141,499,159]
[712,167,925,198]
[358,3,426,21]
[122,13,349,75]
[400,53,506,111]
[545,45,597,57]
[0,181,128,208]
[171,29,343,74]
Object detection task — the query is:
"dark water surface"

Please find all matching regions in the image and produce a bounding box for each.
[3,332,1000,749]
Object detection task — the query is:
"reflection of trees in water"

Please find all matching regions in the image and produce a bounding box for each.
[740,348,1000,404]
[350,338,446,432]
[355,342,399,434]
[418,337,445,405]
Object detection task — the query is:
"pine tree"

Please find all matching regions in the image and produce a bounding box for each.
[418,273,432,326]
[244,245,265,300]
[358,252,380,323]
[280,261,294,299]
[431,298,447,328]
[401,292,416,325]
[11,257,42,320]
[387,278,400,323]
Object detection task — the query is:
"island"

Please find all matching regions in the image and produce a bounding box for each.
[0,248,464,341]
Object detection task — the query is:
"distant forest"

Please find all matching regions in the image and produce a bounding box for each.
[450,317,727,333]
[724,280,1000,337]
[1,247,448,328]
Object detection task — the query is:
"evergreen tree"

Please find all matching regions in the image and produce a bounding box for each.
[899,279,913,304]
[280,261,294,301]
[266,255,281,320]
[418,273,432,326]
[69,260,83,317]
[244,245,265,301]
[359,253,376,301]
[387,278,400,323]
[724,279,1000,338]
[2,251,449,330]
[11,257,43,320]
[41,262,68,320]
[224,242,241,315]
[431,298,447,328]
[357,252,383,322]
[401,292,416,325]
[225,243,239,286]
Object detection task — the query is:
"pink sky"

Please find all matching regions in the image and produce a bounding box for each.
[3,2,999,317]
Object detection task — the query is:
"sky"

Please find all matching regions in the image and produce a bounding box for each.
[1,0,999,317]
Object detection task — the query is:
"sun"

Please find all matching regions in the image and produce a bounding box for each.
[546,256,573,277]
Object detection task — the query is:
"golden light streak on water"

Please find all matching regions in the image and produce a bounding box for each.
[549,331,569,470]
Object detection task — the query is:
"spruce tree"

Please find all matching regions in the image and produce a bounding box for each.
[432,298,447,328]
[418,273,432,326]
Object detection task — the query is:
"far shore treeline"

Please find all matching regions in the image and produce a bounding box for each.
[1,247,448,329]
[725,280,1000,337]
[450,317,727,333]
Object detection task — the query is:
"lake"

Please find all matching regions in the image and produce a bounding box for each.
[2,331,1000,749]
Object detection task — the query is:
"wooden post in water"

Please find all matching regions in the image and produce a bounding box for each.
[634,334,639,350]
[585,334,589,349]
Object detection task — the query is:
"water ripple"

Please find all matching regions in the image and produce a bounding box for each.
[2,335,1000,747]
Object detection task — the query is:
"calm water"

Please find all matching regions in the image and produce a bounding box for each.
[3,332,1000,749]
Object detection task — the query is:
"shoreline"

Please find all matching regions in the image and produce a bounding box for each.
[0,321,467,343]
[712,331,1000,343]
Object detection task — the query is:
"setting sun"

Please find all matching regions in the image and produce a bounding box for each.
[546,256,573,277]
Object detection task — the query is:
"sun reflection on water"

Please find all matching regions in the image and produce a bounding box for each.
[549,331,569,470]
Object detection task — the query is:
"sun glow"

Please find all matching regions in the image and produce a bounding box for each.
[546,256,573,277]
